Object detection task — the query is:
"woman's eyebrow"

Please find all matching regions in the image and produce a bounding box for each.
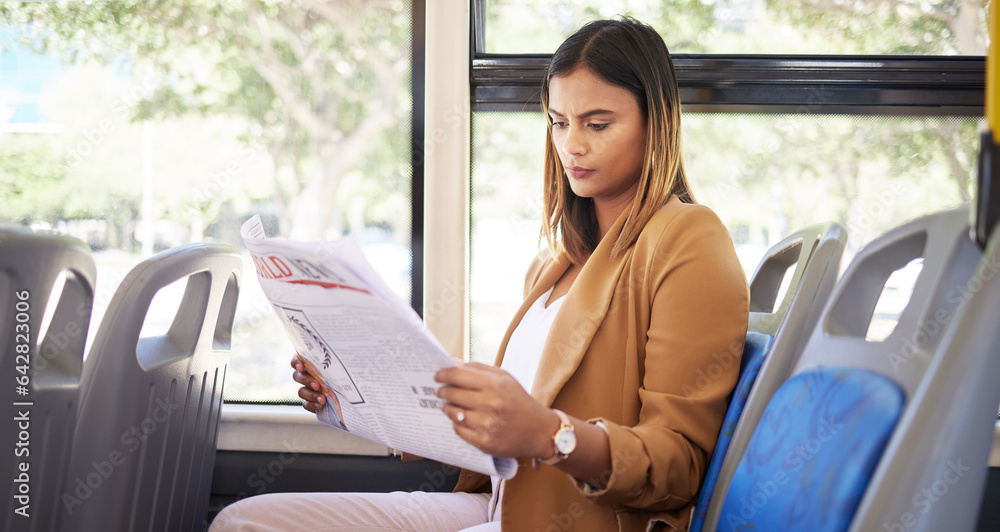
[547,108,616,119]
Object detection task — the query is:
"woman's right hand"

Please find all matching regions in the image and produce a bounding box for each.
[291,353,327,413]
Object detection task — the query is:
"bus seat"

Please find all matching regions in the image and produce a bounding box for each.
[1,228,95,532]
[691,221,846,532]
[59,243,241,532]
[689,332,773,532]
[848,219,1000,530]
[715,206,998,532]
[746,221,847,336]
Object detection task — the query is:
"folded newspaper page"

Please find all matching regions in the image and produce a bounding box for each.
[241,215,517,479]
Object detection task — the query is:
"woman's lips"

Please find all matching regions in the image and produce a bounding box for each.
[566,166,594,179]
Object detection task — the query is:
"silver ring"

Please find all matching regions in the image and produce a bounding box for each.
[456,410,466,423]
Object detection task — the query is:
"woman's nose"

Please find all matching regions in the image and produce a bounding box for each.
[562,125,587,156]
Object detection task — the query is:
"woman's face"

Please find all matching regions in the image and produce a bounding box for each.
[547,66,647,208]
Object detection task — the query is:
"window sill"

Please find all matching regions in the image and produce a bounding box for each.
[218,403,390,456]
[218,406,1000,465]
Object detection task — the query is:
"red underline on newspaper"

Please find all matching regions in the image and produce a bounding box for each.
[285,279,371,294]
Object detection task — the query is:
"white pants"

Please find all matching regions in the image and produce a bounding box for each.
[208,491,497,532]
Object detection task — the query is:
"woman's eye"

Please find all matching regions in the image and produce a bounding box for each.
[589,123,609,131]
[551,121,568,129]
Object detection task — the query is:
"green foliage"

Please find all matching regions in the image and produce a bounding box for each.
[683,113,977,256]
[483,0,716,53]
[0,136,68,224]
[483,0,986,55]
[1,0,413,242]
[764,0,986,55]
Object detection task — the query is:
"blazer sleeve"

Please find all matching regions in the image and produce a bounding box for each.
[575,205,750,511]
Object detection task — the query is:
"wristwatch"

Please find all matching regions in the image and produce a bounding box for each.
[537,409,576,467]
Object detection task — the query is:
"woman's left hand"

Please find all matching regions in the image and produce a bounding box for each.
[435,362,558,459]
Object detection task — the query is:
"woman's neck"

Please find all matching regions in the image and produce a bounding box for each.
[593,186,638,241]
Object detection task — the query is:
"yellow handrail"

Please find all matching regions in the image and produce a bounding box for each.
[988,0,998,143]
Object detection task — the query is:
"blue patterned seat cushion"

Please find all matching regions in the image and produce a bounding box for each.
[690,331,774,532]
[716,367,904,532]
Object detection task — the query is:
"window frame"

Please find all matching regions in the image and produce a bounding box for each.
[473,54,985,115]
[470,0,985,116]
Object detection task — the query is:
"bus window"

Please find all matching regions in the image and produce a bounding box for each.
[0,1,418,404]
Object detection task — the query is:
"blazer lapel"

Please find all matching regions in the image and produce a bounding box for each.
[531,211,632,408]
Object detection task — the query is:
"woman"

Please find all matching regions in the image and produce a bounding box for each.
[213,17,748,532]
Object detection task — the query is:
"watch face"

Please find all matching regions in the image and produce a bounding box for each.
[555,429,577,455]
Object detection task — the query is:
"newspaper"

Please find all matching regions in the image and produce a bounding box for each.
[241,215,517,479]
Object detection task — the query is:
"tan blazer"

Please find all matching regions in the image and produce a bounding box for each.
[453,196,750,531]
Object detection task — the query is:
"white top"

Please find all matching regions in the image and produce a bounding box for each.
[501,287,566,392]
[488,287,566,522]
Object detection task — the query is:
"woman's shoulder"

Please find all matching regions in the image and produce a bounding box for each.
[521,246,556,297]
[640,196,729,244]
[526,246,554,275]
[637,197,747,289]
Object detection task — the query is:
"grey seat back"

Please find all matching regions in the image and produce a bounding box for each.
[713,206,993,531]
[748,221,847,336]
[0,227,96,532]
[845,210,1000,531]
[58,243,241,532]
[743,221,847,407]
[698,221,846,531]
